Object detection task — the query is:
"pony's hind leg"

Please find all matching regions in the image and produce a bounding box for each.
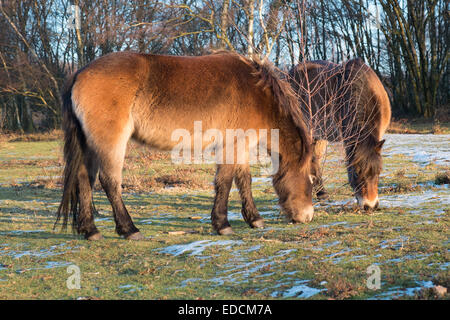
[93,125,143,240]
[211,164,235,235]
[98,155,143,240]
[77,150,102,240]
[234,165,264,229]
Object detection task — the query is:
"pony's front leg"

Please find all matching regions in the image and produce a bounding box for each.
[211,164,235,235]
[234,165,264,229]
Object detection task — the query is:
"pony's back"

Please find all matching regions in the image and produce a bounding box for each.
[289,59,391,142]
[342,59,391,141]
[289,60,342,141]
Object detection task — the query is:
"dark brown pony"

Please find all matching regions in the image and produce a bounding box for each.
[55,51,313,240]
[289,58,391,209]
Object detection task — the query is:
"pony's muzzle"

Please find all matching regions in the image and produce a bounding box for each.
[357,195,379,210]
[291,205,314,223]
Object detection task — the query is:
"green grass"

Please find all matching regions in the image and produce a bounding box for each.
[0,136,448,300]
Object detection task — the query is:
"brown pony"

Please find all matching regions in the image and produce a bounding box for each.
[289,58,391,209]
[55,51,314,240]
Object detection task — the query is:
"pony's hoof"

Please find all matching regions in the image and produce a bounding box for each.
[218,227,234,235]
[87,233,103,241]
[316,191,329,200]
[251,219,265,229]
[126,232,145,240]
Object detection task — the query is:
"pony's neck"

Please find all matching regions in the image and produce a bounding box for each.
[277,124,309,170]
[346,132,378,164]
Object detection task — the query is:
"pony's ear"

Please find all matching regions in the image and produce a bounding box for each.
[375,139,385,153]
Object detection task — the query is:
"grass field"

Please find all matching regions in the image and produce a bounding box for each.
[0,131,448,300]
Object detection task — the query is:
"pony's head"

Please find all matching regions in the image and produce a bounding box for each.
[249,54,315,223]
[347,138,385,210]
[273,155,314,223]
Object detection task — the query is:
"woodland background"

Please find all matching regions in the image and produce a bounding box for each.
[0,0,448,132]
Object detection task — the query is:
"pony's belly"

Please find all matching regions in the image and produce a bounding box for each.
[132,119,265,159]
[132,126,180,151]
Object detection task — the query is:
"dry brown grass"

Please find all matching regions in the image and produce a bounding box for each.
[435,170,450,185]
[432,123,444,134]
[387,117,450,134]
[433,271,450,289]
[381,181,423,193]
[8,176,61,190]
[0,159,61,169]
[325,278,361,299]
[387,119,419,134]
[298,227,333,240]
[121,141,215,192]
[122,168,212,192]
[3,129,62,142]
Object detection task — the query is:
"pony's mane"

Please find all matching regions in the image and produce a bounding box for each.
[289,60,344,110]
[211,50,312,171]
[343,58,372,95]
[350,134,383,178]
[307,60,340,70]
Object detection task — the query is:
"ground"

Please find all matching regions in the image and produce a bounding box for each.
[0,126,448,300]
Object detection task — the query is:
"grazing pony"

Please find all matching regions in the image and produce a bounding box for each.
[289,59,391,209]
[55,51,314,240]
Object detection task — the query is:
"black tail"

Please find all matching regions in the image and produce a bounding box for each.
[54,73,86,232]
